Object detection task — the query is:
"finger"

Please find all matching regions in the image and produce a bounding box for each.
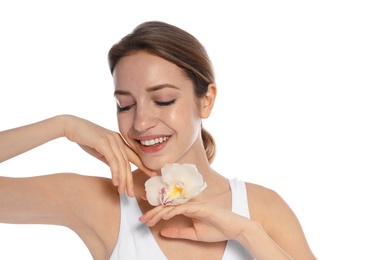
[139,205,164,222]
[141,193,147,201]
[147,206,179,226]
[124,153,134,197]
[94,135,124,187]
[108,149,125,191]
[147,207,177,226]
[162,203,203,220]
[160,226,198,241]
[118,139,134,196]
[127,149,157,177]
[108,156,122,187]
[108,133,131,194]
[140,206,174,226]
[116,152,128,195]
[118,132,156,177]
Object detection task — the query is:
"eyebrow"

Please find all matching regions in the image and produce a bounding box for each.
[114,84,179,96]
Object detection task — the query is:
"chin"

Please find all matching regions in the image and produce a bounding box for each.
[142,157,174,172]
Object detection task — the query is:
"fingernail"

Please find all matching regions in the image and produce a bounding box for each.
[139,215,146,222]
[114,178,120,186]
[118,186,125,195]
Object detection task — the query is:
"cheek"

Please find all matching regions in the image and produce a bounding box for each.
[162,104,195,126]
[165,102,201,132]
[117,114,132,139]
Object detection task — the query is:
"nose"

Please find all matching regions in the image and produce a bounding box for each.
[133,104,157,131]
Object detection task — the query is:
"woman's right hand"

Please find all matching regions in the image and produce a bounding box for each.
[0,114,155,196]
[62,115,156,196]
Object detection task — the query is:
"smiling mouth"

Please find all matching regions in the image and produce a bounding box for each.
[139,136,170,146]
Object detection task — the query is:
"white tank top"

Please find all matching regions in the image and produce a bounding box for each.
[109,178,255,259]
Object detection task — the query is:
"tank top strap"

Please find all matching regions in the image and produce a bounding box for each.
[223,178,255,260]
[228,178,251,218]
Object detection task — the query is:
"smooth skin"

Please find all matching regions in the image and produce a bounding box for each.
[0,51,316,259]
[0,114,156,195]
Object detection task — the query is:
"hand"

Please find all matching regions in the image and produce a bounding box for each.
[139,201,248,243]
[139,198,298,259]
[62,115,156,196]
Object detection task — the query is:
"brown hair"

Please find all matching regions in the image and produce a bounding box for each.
[108,21,216,163]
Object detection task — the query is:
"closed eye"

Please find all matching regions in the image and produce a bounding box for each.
[155,99,176,106]
[117,99,175,112]
[117,104,135,112]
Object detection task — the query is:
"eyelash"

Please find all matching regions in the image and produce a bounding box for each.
[155,99,176,106]
[117,104,133,112]
[117,99,176,112]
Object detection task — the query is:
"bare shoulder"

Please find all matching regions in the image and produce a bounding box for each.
[245,182,284,214]
[245,182,297,230]
[245,182,316,258]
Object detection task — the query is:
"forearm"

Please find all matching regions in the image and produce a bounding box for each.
[236,220,293,260]
[0,115,66,162]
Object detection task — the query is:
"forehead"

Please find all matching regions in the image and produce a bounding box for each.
[113,51,189,89]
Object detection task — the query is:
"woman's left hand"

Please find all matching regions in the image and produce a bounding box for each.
[139,198,301,260]
[139,201,248,243]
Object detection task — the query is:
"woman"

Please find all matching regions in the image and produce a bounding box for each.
[0,21,316,259]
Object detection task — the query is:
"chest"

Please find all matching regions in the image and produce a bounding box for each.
[149,216,228,260]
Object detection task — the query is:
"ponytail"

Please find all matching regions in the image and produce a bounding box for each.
[201,127,216,164]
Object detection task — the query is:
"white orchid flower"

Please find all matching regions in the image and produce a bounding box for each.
[145,163,207,206]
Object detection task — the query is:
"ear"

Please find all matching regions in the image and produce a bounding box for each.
[200,83,217,119]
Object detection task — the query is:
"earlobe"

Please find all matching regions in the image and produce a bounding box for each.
[201,83,217,119]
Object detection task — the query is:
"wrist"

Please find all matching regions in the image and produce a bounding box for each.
[235,219,262,248]
[236,220,292,259]
[53,114,72,139]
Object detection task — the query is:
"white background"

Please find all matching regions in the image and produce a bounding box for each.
[0,1,365,259]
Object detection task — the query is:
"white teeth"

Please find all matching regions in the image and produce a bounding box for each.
[140,136,169,146]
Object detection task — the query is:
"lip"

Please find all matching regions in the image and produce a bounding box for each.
[135,135,171,154]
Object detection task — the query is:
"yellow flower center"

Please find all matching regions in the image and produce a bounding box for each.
[160,181,185,206]
[169,182,184,197]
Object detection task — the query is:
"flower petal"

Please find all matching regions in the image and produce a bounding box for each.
[145,176,166,206]
[162,164,204,187]
[145,163,207,206]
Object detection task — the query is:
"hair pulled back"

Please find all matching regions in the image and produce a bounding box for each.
[108,21,216,163]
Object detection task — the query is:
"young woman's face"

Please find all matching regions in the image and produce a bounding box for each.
[113,51,204,170]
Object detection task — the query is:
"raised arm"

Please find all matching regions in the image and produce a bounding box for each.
[0,114,155,195]
[0,116,63,162]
